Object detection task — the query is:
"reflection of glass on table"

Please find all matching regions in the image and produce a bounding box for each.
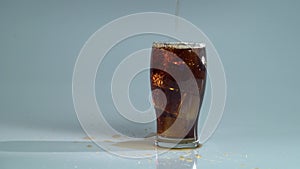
[156,150,198,169]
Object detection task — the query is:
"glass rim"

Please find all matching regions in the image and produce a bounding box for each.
[152,41,205,49]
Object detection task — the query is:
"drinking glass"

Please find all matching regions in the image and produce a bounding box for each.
[150,42,206,148]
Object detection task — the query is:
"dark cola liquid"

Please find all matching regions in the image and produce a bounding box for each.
[151,43,206,139]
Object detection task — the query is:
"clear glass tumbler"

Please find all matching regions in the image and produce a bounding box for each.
[150,42,207,148]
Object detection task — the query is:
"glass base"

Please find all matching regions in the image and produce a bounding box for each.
[155,136,200,149]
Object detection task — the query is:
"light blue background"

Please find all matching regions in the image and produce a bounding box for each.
[1,0,299,168]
